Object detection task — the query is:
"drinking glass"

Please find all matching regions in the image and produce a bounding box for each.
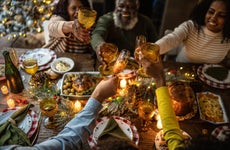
[78,7,97,30]
[138,100,156,131]
[135,42,160,77]
[39,97,58,129]
[98,43,118,76]
[134,35,147,77]
[22,58,38,86]
[112,49,130,75]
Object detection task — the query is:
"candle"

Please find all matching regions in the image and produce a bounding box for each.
[120,79,127,89]
[156,115,162,129]
[7,98,15,108]
[1,85,9,95]
[74,100,82,113]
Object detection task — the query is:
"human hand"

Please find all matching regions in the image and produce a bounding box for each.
[140,54,166,88]
[91,76,118,103]
[72,11,91,43]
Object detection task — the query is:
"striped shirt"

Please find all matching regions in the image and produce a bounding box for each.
[43,15,92,53]
[156,20,230,64]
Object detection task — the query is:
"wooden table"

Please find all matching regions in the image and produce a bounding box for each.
[1,48,230,150]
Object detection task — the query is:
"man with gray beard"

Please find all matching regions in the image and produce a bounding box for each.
[91,0,158,63]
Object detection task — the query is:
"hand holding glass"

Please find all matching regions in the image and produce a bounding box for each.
[78,7,97,30]
[112,49,130,75]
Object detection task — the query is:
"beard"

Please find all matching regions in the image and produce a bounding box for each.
[113,11,138,30]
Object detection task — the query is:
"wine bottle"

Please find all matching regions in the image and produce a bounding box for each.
[3,50,24,94]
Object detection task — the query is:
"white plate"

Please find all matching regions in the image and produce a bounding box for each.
[202,64,230,84]
[93,116,133,144]
[19,48,53,66]
[155,129,192,150]
[0,110,32,134]
[51,57,74,74]
[196,92,229,124]
[88,116,139,149]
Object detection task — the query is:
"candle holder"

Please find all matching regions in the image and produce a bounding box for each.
[1,85,9,95]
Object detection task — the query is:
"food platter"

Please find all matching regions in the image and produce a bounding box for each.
[196,92,229,124]
[197,64,230,89]
[59,72,102,99]
[88,116,139,149]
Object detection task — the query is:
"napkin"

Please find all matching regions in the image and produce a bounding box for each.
[0,104,34,146]
[98,117,132,142]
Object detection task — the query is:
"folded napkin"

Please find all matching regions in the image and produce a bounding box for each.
[98,117,132,142]
[0,104,34,146]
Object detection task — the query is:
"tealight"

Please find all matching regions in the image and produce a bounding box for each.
[74,100,82,113]
[120,79,127,89]
[7,98,15,108]
[1,85,9,95]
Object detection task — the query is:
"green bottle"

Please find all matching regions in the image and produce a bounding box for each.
[3,50,24,94]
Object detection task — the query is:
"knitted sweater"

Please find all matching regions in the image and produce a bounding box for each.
[91,12,158,55]
[43,15,92,53]
[156,20,230,63]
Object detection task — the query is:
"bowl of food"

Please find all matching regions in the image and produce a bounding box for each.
[51,57,74,74]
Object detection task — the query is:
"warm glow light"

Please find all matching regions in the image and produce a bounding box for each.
[120,79,127,89]
[1,85,9,95]
[7,99,15,108]
[74,100,82,113]
[156,115,162,129]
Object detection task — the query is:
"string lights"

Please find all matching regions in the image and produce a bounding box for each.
[0,0,56,40]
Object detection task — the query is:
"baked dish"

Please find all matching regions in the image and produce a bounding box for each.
[168,81,196,116]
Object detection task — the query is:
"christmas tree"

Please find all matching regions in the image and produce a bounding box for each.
[0,0,56,40]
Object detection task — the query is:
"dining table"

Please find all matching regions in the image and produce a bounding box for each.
[0,48,230,150]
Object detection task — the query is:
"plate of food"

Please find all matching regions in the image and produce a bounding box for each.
[196,92,229,124]
[197,64,230,89]
[60,72,102,99]
[88,116,139,149]
[51,57,74,74]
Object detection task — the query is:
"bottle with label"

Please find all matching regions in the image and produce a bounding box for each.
[3,50,24,94]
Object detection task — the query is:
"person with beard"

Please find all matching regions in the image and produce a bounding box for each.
[90,0,158,63]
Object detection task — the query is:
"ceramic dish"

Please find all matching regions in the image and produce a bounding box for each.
[0,110,32,134]
[93,116,134,143]
[19,48,52,66]
[197,64,230,89]
[19,48,56,71]
[155,129,192,150]
[59,72,101,99]
[2,107,39,138]
[211,125,230,142]
[88,116,139,149]
[196,92,229,124]
[51,57,74,74]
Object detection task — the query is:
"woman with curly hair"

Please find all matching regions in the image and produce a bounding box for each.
[43,0,93,53]
[157,0,230,64]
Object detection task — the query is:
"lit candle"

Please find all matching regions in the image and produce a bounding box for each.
[7,98,15,108]
[74,100,82,113]
[120,79,127,89]
[156,115,162,129]
[1,85,9,95]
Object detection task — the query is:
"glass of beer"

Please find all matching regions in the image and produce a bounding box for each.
[39,97,58,129]
[22,58,38,86]
[78,7,97,30]
[98,43,118,76]
[135,42,159,77]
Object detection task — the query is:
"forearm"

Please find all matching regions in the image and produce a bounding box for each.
[156,87,185,150]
